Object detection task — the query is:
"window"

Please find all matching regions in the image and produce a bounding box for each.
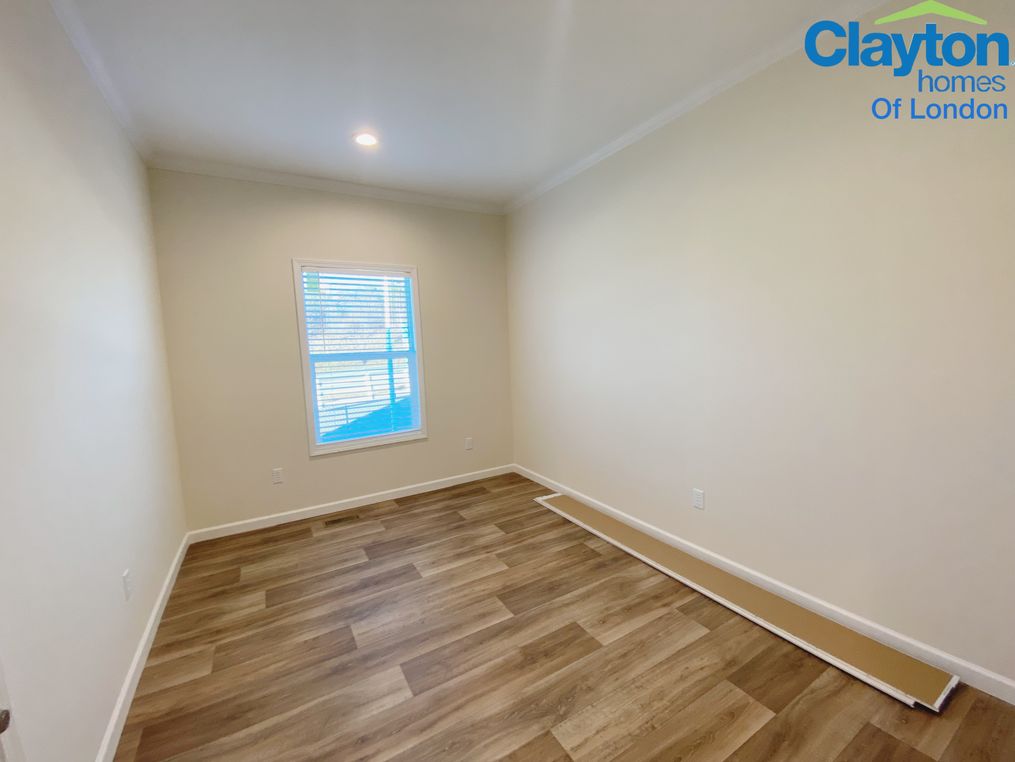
[293,260,426,455]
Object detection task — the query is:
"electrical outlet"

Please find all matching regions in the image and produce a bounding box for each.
[272,467,284,485]
[122,569,133,602]
[692,489,705,511]
[464,437,474,451]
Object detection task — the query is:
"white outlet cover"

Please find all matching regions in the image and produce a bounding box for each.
[122,569,132,601]
[692,489,705,511]
[464,437,474,451]
[272,467,284,485]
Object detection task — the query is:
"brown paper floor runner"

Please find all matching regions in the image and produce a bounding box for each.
[538,493,958,711]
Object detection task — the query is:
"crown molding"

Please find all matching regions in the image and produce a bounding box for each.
[508,0,888,212]
[147,154,507,216]
[49,0,149,155]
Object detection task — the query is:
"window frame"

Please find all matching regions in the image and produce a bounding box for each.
[292,259,428,456]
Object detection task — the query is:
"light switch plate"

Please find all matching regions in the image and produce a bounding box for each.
[122,569,132,601]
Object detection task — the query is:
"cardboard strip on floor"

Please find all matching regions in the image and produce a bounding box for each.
[537,493,959,712]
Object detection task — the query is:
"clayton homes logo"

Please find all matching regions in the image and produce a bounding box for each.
[805,1,1010,121]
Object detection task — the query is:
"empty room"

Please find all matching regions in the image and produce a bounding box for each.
[2,0,1014,760]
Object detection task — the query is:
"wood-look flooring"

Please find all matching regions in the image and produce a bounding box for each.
[115,474,1015,761]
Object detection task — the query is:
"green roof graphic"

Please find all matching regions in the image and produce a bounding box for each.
[875,1,988,25]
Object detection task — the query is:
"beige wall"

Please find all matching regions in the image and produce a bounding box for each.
[508,6,1015,681]
[0,2,188,760]
[149,169,513,529]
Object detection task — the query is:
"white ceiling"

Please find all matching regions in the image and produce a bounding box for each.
[55,0,883,211]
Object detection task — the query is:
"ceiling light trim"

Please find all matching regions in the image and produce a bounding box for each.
[508,0,887,212]
[147,154,506,215]
[353,131,380,148]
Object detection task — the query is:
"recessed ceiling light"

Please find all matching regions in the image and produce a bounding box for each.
[354,131,379,147]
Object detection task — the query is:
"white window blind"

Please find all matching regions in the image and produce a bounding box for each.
[294,261,426,454]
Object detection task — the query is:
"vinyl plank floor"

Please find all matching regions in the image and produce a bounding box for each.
[114,474,1015,761]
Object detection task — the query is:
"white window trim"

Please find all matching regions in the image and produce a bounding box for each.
[292,259,429,456]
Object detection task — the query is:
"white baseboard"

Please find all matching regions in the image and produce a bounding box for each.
[96,533,190,762]
[188,465,516,544]
[513,464,1015,706]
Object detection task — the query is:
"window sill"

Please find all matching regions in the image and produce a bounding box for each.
[309,429,427,456]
